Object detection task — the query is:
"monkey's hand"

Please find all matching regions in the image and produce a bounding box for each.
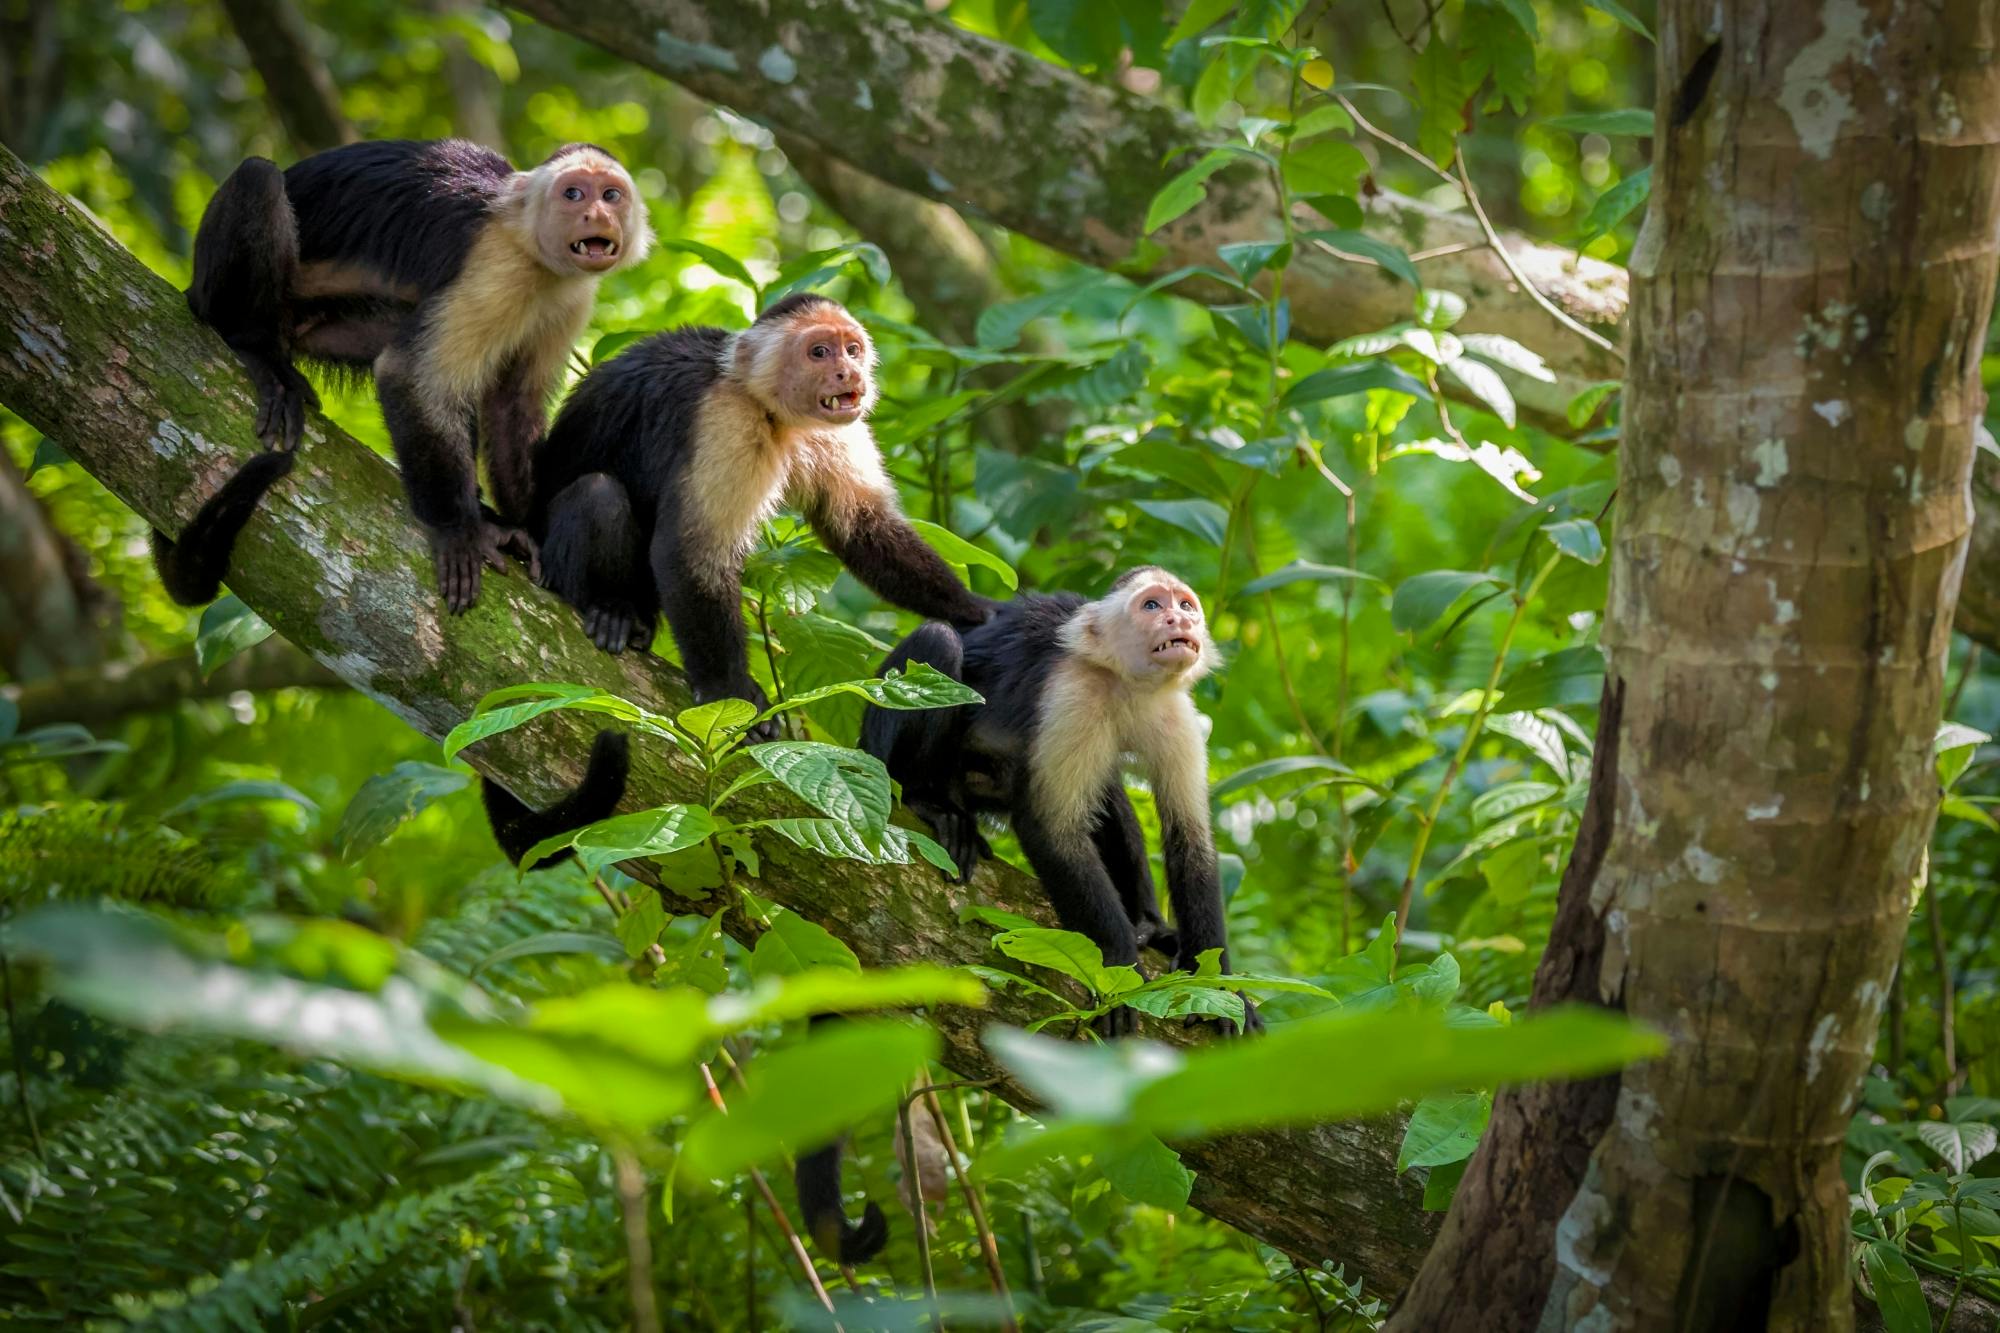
[910,800,984,884]
[581,605,647,655]
[432,522,538,614]
[1092,1005,1140,1041]
[1131,915,1179,958]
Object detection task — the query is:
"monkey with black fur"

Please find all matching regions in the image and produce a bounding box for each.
[526,293,991,735]
[153,138,652,613]
[861,566,1262,1036]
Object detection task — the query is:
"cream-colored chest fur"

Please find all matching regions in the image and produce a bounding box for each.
[415,228,596,415]
[1029,658,1211,844]
[682,387,888,584]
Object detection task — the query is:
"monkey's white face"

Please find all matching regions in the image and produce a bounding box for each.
[534,159,649,275]
[1114,576,1211,682]
[775,316,877,425]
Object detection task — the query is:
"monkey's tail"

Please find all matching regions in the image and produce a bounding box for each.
[481,730,630,868]
[796,1138,889,1266]
[150,449,297,606]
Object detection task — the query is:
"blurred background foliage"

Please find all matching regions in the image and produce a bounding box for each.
[0,0,1994,1328]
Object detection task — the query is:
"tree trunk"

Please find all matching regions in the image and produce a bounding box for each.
[0,449,110,680]
[215,0,354,155]
[1390,4,2000,1331]
[0,142,1438,1295]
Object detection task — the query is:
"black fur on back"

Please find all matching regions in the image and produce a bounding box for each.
[527,327,733,530]
[955,590,1088,743]
[284,139,513,295]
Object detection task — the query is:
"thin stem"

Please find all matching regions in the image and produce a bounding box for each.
[919,1085,1016,1332]
[757,595,784,707]
[1946,643,1981,719]
[1396,550,1563,933]
[3,958,43,1160]
[1335,94,1453,183]
[1926,886,1959,1097]
[896,1089,942,1330]
[1452,145,1622,361]
[1888,955,1906,1074]
[612,1145,662,1333]
[700,1064,843,1325]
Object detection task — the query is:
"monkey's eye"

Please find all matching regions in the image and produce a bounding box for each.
[603,187,622,203]
[846,342,862,357]
[1181,599,1197,613]
[810,344,831,359]
[1143,599,1162,612]
[563,186,585,202]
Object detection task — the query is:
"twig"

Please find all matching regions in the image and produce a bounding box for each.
[611,1144,663,1333]
[895,1087,942,1330]
[1453,146,1623,360]
[3,958,42,1159]
[1335,94,1453,184]
[700,1064,843,1326]
[1926,887,1959,1097]
[919,1085,1016,1332]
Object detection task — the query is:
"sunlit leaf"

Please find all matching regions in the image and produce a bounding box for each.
[1392,570,1505,636]
[334,762,468,862]
[194,595,273,678]
[993,927,1143,997]
[1303,229,1421,288]
[1397,1091,1490,1170]
[909,518,1019,590]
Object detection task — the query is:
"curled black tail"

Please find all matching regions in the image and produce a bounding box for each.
[796,1138,888,1265]
[151,449,297,605]
[481,730,631,868]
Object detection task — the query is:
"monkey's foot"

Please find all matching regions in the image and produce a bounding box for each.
[242,357,319,451]
[1092,1005,1140,1041]
[580,604,643,654]
[432,522,537,614]
[912,802,984,884]
[1132,915,1178,957]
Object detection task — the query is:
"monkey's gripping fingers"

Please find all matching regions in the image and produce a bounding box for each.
[244,359,318,453]
[430,523,527,614]
[582,606,636,655]
[1092,1005,1140,1041]
[490,524,540,583]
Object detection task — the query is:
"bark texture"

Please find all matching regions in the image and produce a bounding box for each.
[1392,3,2000,1330]
[0,638,343,731]
[0,145,1437,1293]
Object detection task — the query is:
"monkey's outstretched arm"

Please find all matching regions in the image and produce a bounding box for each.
[808,494,993,628]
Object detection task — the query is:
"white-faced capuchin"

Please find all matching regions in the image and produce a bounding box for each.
[152,138,652,613]
[862,567,1261,1035]
[525,293,991,733]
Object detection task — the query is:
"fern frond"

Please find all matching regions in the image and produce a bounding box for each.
[0,803,227,908]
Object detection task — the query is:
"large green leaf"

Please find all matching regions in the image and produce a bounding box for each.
[521,803,717,874]
[746,900,861,979]
[1302,229,1421,288]
[1142,149,1238,234]
[1283,358,1427,406]
[1210,755,1377,801]
[1239,560,1384,597]
[1099,1132,1195,1210]
[1859,1241,1930,1333]
[334,762,469,862]
[992,927,1143,997]
[1397,1091,1490,1170]
[750,741,893,839]
[1392,570,1505,635]
[761,662,982,719]
[443,684,642,761]
[1134,498,1230,546]
[679,1020,937,1179]
[908,518,1019,590]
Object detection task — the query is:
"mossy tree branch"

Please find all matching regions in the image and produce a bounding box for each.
[0,145,1439,1294]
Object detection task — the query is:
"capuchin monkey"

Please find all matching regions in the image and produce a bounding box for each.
[480,730,632,869]
[527,293,991,734]
[861,567,1261,1036]
[152,139,652,613]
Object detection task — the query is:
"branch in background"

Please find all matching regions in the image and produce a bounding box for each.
[0,143,1439,1298]
[0,449,111,680]
[430,0,507,151]
[504,0,2000,659]
[1,637,345,731]
[775,131,1067,455]
[215,0,354,155]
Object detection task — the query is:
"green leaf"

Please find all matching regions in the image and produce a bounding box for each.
[977,273,1112,349]
[1164,0,1234,46]
[1498,646,1605,712]
[1546,108,1656,136]
[1240,560,1383,596]
[194,595,274,678]
[1099,1133,1195,1210]
[1211,755,1376,801]
[657,909,730,994]
[1134,498,1230,546]
[1397,1091,1489,1170]
[1144,150,1236,234]
[472,931,627,974]
[1392,570,1505,635]
[750,742,893,839]
[1492,0,1537,38]
[717,964,985,1025]
[1584,0,1654,40]
[24,435,70,478]
[1566,380,1621,428]
[444,684,640,762]
[164,779,319,820]
[678,698,760,752]
[525,804,717,875]
[1459,333,1556,383]
[1303,229,1421,288]
[1217,240,1290,282]
[658,237,759,290]
[762,662,982,719]
[1859,1241,1930,1333]
[1412,33,1471,165]
[1028,0,1125,68]
[754,816,926,868]
[747,904,861,980]
[616,889,668,959]
[1577,167,1653,243]
[763,242,894,304]
[1290,103,1355,140]
[908,518,1018,590]
[679,1020,937,1179]
[1443,356,1517,428]
[1463,0,1535,113]
[590,329,649,364]
[1915,1119,1998,1172]
[982,1026,1183,1123]
[1284,359,1427,406]
[1541,518,1606,566]
[1281,138,1368,198]
[334,761,469,862]
[993,927,1143,997]
[1935,721,1991,790]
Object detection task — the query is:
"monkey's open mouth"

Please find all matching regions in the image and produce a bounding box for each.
[569,237,620,265]
[1152,635,1200,663]
[818,391,863,413]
